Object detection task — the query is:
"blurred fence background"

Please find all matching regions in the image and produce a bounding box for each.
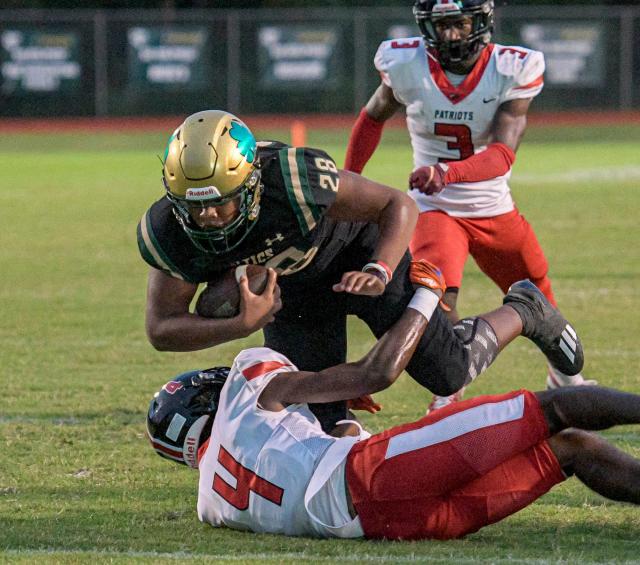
[1,5,638,117]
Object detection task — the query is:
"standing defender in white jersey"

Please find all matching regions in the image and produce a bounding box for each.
[147,262,640,541]
[344,0,594,407]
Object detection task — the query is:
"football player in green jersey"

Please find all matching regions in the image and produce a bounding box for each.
[137,110,583,431]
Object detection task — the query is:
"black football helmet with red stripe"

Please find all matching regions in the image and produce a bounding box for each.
[413,0,494,66]
[147,367,229,469]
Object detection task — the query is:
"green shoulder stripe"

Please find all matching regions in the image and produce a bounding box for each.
[279,147,320,236]
[137,211,186,281]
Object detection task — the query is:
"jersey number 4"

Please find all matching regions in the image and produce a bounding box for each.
[213,446,284,510]
[435,123,475,161]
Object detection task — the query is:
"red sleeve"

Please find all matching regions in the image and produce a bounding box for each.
[443,142,516,185]
[344,108,385,174]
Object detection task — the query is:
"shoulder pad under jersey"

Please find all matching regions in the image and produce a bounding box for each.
[374,37,425,80]
[494,44,545,100]
[137,201,192,282]
[232,347,294,385]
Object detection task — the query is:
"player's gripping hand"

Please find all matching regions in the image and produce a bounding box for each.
[332,271,385,296]
[347,394,382,414]
[237,268,282,333]
[409,259,451,311]
[409,164,448,195]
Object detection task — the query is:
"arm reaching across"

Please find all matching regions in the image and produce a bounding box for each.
[259,260,444,410]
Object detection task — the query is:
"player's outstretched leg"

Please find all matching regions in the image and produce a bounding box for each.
[427,279,588,413]
[425,305,523,413]
[503,280,584,376]
[505,280,596,387]
[538,385,640,433]
[426,314,511,413]
[549,429,640,504]
[417,278,595,414]
[540,386,640,504]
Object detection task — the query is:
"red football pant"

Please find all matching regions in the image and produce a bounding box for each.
[410,209,556,306]
[345,390,565,540]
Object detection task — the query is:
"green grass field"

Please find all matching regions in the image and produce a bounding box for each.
[1,123,640,563]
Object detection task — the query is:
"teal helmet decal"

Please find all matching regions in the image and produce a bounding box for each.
[229,121,257,164]
[163,130,178,163]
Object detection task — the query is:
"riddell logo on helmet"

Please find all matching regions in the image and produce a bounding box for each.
[184,436,198,467]
[186,186,222,200]
[163,381,184,394]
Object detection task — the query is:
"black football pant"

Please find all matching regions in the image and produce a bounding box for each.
[263,227,472,432]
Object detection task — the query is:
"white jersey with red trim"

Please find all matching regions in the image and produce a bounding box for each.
[375,38,544,217]
[196,347,363,538]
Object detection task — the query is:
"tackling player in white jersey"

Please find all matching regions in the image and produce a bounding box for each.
[344,0,595,410]
[147,261,640,541]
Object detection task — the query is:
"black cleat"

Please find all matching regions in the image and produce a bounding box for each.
[503,280,584,375]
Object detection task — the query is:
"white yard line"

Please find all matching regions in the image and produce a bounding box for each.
[514,165,640,184]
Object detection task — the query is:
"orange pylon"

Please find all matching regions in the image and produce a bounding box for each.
[290,120,307,147]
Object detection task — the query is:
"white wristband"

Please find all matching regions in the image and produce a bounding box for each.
[362,262,389,286]
[407,287,440,321]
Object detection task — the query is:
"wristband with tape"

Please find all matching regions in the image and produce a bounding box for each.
[407,287,440,321]
[362,260,392,286]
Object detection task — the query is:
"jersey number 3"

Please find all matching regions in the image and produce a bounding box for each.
[213,446,284,510]
[435,123,475,161]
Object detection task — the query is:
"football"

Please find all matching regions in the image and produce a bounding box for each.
[195,265,269,318]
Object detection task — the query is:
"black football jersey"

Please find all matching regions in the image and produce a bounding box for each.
[137,141,367,284]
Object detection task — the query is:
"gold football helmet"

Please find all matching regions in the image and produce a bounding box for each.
[162,110,262,254]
